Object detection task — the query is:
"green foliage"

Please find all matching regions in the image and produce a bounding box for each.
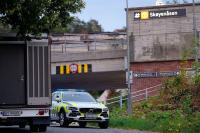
[0,0,85,40]
[109,117,156,131]
[0,22,15,33]
[184,95,192,108]
[158,75,194,110]
[106,90,128,112]
[166,0,188,4]
[87,90,104,99]
[148,110,172,121]
[109,106,128,119]
[51,16,104,33]
[72,17,103,33]
[108,110,200,133]
[108,106,200,133]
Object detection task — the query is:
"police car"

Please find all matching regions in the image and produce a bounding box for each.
[51,89,109,129]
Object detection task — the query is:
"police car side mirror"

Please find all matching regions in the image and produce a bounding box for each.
[55,98,60,103]
[96,99,100,103]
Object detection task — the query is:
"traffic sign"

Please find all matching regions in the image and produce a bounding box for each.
[134,71,180,78]
[126,71,133,84]
[157,71,180,76]
[134,72,157,78]
[69,63,78,73]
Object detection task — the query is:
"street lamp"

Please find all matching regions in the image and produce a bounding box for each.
[126,0,131,115]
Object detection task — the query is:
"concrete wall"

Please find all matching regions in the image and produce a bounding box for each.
[128,3,200,62]
[51,58,125,74]
[51,49,126,62]
[51,50,127,75]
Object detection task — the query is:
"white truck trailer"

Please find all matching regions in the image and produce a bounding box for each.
[0,33,51,132]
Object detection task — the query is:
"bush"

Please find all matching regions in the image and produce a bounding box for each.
[106,89,127,112]
[109,108,200,133]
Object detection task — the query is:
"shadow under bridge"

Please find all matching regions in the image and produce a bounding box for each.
[51,71,126,92]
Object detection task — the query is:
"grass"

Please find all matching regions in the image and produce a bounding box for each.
[108,116,200,133]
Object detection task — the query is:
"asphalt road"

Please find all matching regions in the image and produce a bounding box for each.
[0,124,156,133]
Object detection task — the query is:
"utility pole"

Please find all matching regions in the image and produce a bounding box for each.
[193,0,198,73]
[126,0,131,115]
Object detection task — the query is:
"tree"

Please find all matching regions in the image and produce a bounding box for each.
[87,19,102,32]
[120,26,127,32]
[72,17,103,33]
[166,0,188,4]
[72,17,87,33]
[88,90,105,99]
[0,0,85,40]
[50,25,73,33]
[0,23,12,33]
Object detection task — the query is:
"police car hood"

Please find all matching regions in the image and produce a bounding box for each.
[63,101,104,108]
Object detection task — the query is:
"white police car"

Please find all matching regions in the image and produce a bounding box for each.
[51,89,109,129]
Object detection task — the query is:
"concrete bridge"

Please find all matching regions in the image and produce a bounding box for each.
[51,49,127,91]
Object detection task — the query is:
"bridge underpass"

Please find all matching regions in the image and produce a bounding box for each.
[51,71,126,92]
[51,49,127,91]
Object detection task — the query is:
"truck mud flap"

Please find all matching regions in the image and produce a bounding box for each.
[32,117,50,124]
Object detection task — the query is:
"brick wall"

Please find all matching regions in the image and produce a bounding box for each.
[130,60,194,101]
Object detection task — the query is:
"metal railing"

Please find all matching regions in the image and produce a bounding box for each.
[104,84,162,107]
[51,36,127,53]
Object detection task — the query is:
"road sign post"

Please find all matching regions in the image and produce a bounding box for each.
[126,0,132,115]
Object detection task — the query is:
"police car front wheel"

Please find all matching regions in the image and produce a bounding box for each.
[59,110,69,127]
[98,121,109,129]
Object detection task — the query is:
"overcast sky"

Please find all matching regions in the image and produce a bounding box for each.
[74,0,193,32]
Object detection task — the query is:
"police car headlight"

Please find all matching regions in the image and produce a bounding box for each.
[103,108,109,112]
[69,107,78,111]
[66,106,69,110]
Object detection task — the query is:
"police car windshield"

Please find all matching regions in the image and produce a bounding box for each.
[63,93,96,102]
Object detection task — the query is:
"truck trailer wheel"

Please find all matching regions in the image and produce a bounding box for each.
[39,124,47,132]
[19,122,26,128]
[30,124,39,132]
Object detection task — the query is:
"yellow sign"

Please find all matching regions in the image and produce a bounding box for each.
[141,11,149,19]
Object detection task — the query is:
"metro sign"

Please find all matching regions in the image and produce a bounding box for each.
[133,8,187,20]
[156,0,165,5]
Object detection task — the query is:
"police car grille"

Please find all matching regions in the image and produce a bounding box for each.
[79,108,102,114]
[69,111,80,117]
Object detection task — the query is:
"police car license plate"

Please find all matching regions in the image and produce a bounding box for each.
[84,114,97,119]
[2,111,21,116]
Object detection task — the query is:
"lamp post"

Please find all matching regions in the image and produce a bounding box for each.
[126,0,131,115]
[193,0,198,74]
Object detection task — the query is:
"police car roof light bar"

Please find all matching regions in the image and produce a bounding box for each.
[57,89,86,92]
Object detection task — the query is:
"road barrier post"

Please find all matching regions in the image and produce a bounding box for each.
[95,34,96,51]
[146,88,148,100]
[65,36,66,53]
[120,95,122,108]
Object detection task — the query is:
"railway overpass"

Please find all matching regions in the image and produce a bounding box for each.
[51,49,127,91]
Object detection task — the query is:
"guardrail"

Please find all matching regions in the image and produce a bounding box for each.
[51,36,127,53]
[104,84,162,107]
